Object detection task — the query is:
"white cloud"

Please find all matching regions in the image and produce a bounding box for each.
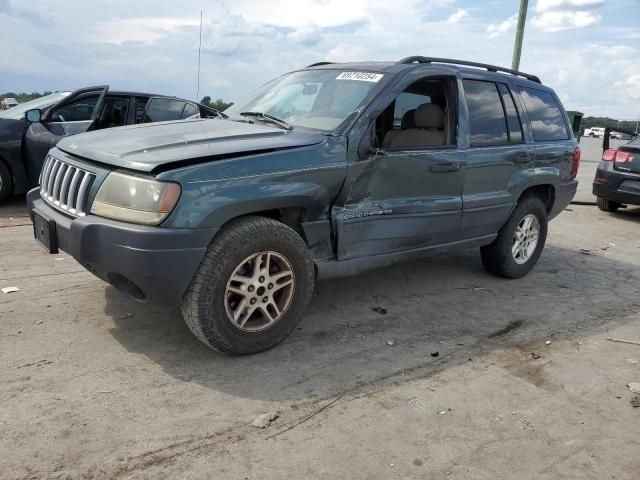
[91,17,199,45]
[446,9,469,23]
[287,25,322,47]
[614,74,640,100]
[535,0,605,13]
[531,10,601,31]
[487,14,518,38]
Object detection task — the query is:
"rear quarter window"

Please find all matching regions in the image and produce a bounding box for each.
[520,87,569,141]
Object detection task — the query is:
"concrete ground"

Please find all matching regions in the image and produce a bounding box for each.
[1,143,640,479]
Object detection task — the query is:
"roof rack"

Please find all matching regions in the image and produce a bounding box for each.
[306,61,334,68]
[397,56,541,83]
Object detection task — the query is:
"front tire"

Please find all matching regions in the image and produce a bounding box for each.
[481,195,548,279]
[181,216,315,354]
[0,161,11,204]
[597,196,621,212]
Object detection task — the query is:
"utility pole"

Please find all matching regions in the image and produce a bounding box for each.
[196,10,203,101]
[511,0,529,71]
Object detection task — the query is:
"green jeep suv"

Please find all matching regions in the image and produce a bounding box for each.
[28,56,580,354]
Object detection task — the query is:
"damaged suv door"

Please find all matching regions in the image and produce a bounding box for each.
[335,71,464,260]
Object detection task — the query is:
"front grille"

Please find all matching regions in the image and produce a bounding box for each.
[40,156,96,216]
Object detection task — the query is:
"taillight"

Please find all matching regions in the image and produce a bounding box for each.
[603,149,635,163]
[571,146,581,179]
[615,151,633,163]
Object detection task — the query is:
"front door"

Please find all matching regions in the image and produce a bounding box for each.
[333,74,464,260]
[23,86,108,184]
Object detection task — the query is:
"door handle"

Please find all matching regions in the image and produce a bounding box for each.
[430,162,460,173]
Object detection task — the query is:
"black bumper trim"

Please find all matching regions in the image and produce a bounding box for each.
[27,189,217,306]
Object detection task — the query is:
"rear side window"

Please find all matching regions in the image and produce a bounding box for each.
[144,98,187,123]
[497,83,523,143]
[181,103,198,119]
[520,87,569,141]
[463,80,508,146]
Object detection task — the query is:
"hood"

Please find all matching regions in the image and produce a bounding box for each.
[56,118,325,173]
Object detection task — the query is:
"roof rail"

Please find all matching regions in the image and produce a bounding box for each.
[306,61,334,68]
[397,56,541,83]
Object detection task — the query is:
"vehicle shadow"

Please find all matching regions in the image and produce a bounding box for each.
[610,205,640,223]
[103,244,640,403]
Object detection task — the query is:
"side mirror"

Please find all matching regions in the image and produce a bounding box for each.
[26,109,42,123]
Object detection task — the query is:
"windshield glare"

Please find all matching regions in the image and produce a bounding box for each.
[225,70,385,132]
[0,92,71,120]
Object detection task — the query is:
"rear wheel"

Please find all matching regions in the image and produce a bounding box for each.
[481,195,548,279]
[596,196,621,212]
[181,216,315,354]
[0,161,11,204]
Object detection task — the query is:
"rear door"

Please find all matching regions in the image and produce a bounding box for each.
[517,85,574,182]
[23,86,108,184]
[459,77,531,239]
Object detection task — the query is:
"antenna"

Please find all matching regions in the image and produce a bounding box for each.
[196,10,203,101]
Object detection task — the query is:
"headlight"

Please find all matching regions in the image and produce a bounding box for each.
[90,172,181,225]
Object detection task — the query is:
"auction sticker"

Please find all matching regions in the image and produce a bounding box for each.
[336,72,383,82]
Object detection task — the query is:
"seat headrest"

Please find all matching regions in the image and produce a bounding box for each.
[401,109,416,130]
[414,103,444,130]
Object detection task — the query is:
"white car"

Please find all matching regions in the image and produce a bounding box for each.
[584,127,605,138]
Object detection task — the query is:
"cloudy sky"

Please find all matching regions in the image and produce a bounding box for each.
[1,0,638,118]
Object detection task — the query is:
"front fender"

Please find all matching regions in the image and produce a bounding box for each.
[160,139,348,229]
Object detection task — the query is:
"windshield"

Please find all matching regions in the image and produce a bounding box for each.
[225,70,386,132]
[0,92,71,120]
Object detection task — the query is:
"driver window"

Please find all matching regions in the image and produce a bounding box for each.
[376,78,455,149]
[49,94,100,122]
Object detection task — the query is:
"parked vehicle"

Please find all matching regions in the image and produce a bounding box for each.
[28,56,579,354]
[0,97,19,109]
[584,127,605,138]
[593,135,640,211]
[0,87,219,203]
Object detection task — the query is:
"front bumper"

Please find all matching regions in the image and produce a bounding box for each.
[27,189,216,306]
[593,167,640,206]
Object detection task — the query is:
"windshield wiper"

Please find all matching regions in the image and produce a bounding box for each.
[239,111,292,130]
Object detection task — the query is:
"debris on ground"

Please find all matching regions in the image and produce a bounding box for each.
[437,409,451,415]
[545,340,552,345]
[251,411,279,429]
[627,383,640,395]
[386,339,395,346]
[473,287,489,293]
[118,313,134,320]
[531,352,541,360]
[607,338,640,346]
[407,398,426,410]
[430,351,439,358]
[628,359,639,365]
[579,249,593,255]
[1,286,19,294]
[372,306,388,315]
[631,396,640,408]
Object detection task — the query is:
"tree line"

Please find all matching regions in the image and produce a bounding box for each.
[581,116,638,134]
[199,97,233,111]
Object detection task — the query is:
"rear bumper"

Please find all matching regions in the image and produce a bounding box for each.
[549,180,578,219]
[27,188,216,306]
[593,167,640,205]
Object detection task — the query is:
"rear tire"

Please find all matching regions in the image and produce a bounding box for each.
[0,161,11,204]
[596,196,621,212]
[181,216,315,355]
[481,195,548,279]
